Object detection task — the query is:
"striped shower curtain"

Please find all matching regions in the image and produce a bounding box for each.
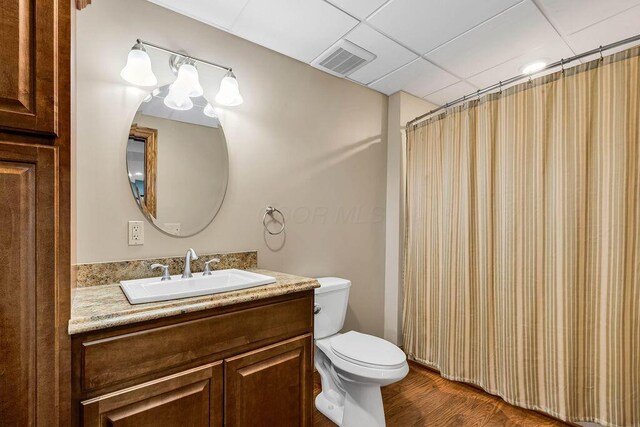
[403,46,639,427]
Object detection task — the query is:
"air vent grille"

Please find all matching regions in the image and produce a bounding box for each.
[312,40,376,77]
[319,47,367,75]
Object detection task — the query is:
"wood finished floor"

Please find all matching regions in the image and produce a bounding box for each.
[313,361,570,427]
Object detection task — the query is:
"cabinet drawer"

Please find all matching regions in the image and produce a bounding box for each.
[81,296,312,392]
[81,362,222,427]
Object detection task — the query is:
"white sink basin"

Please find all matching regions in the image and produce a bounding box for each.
[120,269,276,304]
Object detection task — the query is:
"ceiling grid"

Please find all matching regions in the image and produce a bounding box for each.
[147,0,640,105]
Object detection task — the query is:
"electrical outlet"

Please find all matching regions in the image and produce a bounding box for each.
[128,221,144,245]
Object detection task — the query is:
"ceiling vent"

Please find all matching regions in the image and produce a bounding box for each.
[312,40,376,78]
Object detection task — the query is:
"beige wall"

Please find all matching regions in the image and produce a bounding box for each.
[75,0,388,336]
[384,92,435,344]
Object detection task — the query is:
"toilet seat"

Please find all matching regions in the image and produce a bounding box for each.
[316,334,408,382]
[330,331,406,369]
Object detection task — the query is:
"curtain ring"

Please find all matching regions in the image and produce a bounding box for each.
[476,89,480,101]
[498,81,502,95]
[561,58,565,75]
[599,45,604,62]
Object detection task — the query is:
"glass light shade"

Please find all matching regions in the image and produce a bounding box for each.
[203,103,218,118]
[163,86,193,111]
[172,63,203,98]
[120,48,157,86]
[215,72,243,106]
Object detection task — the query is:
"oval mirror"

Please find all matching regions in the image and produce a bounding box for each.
[126,84,229,237]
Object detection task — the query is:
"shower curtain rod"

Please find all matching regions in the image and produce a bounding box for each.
[406,33,640,128]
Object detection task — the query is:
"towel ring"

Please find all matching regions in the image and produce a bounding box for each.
[263,206,285,235]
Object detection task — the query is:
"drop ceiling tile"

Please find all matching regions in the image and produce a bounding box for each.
[565,5,640,54]
[536,0,640,36]
[344,24,417,84]
[146,0,250,30]
[368,58,459,97]
[423,81,478,106]
[367,0,521,54]
[231,0,358,63]
[326,0,389,19]
[466,39,573,88]
[426,1,563,79]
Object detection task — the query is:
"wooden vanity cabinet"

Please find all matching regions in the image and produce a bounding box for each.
[72,291,314,427]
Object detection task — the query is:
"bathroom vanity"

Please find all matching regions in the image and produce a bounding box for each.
[69,270,318,426]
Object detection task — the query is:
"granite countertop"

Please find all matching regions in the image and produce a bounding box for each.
[69,269,319,335]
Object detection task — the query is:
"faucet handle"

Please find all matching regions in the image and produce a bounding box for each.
[202,258,220,275]
[150,263,171,281]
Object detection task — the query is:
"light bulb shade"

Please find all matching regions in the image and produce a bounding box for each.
[163,86,193,110]
[215,72,243,106]
[203,103,218,118]
[120,46,157,86]
[172,63,203,98]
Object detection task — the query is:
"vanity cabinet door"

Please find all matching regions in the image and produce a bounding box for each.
[225,334,313,427]
[81,362,223,427]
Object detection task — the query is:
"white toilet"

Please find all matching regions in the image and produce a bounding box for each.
[314,277,409,427]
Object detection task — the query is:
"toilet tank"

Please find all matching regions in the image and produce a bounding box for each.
[314,277,351,339]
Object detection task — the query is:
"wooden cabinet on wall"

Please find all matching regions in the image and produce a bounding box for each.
[0,0,62,134]
[0,143,55,426]
[72,292,315,427]
[0,0,71,425]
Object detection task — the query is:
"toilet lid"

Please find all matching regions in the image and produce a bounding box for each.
[330,331,406,368]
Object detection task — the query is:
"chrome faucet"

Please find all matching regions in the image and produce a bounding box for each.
[150,263,171,281]
[182,248,199,278]
[202,258,220,275]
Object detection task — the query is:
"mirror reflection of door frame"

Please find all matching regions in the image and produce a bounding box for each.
[129,123,158,218]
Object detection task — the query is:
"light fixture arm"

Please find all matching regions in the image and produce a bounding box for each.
[136,38,232,73]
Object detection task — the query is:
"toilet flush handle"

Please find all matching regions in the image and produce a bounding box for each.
[314,304,321,315]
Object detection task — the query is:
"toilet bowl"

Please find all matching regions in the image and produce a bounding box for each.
[314,277,408,427]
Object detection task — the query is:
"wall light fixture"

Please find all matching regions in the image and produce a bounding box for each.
[120,39,243,108]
